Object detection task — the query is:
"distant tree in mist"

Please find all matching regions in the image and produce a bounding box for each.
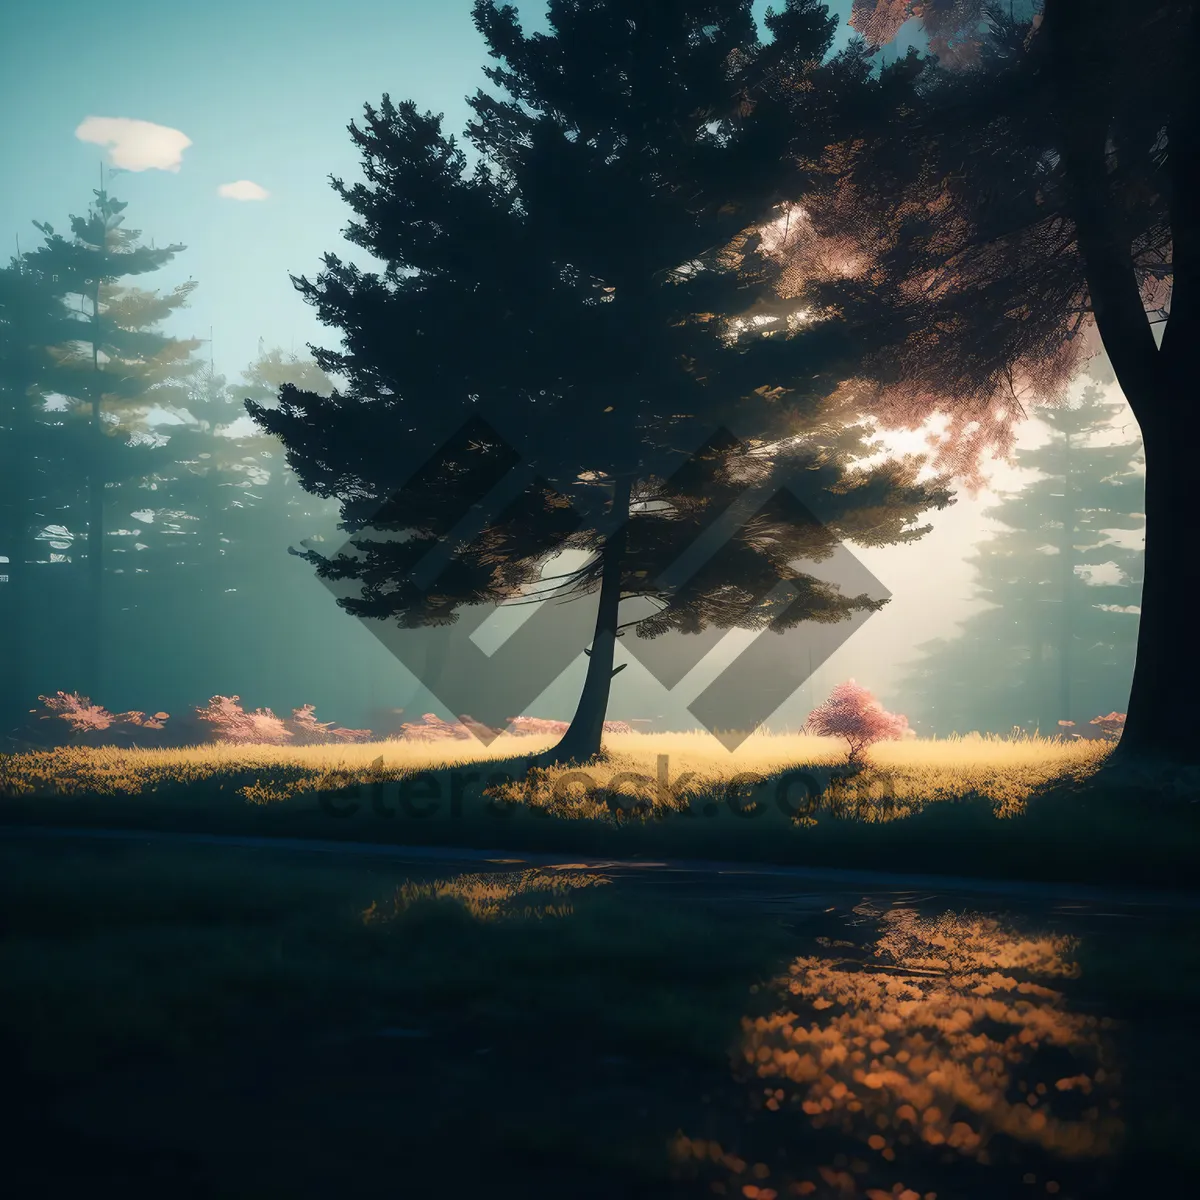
[899,387,1144,736]
[129,342,340,605]
[0,257,75,741]
[22,185,201,698]
[3,230,348,729]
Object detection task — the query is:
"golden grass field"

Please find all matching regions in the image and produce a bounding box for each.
[0,729,1112,817]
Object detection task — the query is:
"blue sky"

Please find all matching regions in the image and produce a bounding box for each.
[0,0,1135,728]
[3,0,510,379]
[0,0,877,383]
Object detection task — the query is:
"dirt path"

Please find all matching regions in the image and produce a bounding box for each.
[6,821,1200,911]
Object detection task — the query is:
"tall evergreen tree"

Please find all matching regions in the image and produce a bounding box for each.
[23,187,200,696]
[0,256,78,741]
[900,387,1144,735]
[251,0,953,763]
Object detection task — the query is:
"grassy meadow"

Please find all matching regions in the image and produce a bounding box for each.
[0,728,1112,806]
[4,729,1197,888]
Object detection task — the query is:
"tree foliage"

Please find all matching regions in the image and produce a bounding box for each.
[251,0,954,762]
[20,186,200,696]
[768,0,1194,762]
[805,678,910,761]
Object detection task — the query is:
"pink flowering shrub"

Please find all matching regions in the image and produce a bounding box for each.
[195,697,374,745]
[289,703,373,745]
[1058,713,1127,743]
[399,713,477,741]
[506,716,635,736]
[507,716,570,736]
[36,693,173,748]
[805,680,910,763]
[27,692,371,748]
[1089,712,1126,742]
[195,696,293,745]
[39,692,116,733]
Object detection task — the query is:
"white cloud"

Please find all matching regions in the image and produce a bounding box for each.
[75,116,192,172]
[216,414,260,438]
[217,180,270,201]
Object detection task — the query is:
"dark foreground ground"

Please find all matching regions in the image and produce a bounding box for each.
[2,827,1199,1199]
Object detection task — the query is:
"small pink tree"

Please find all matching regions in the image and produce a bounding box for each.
[805,680,910,764]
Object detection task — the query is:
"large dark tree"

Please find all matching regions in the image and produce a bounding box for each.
[775,0,1196,764]
[253,0,953,763]
[900,386,1144,736]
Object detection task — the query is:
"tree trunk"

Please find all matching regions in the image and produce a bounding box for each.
[1058,432,1073,726]
[531,475,633,766]
[0,406,29,744]
[1111,417,1200,762]
[86,279,103,701]
[1044,0,1200,764]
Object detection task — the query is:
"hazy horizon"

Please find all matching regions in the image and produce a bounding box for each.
[1,0,1144,735]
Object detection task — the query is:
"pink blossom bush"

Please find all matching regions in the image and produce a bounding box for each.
[36,693,174,748]
[39,692,116,733]
[1089,712,1126,742]
[399,713,477,741]
[1056,720,1099,741]
[805,680,910,764]
[506,716,636,736]
[289,703,373,745]
[195,697,374,746]
[507,716,570,737]
[1056,713,1126,743]
[195,696,293,745]
[328,725,375,743]
[29,692,373,748]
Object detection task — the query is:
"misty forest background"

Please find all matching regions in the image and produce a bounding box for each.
[0,191,1144,744]
[0,2,1150,747]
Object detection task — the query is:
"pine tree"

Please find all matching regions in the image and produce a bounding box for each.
[23,185,200,696]
[0,256,77,740]
[205,344,340,601]
[900,387,1144,735]
[112,342,339,611]
[251,0,954,763]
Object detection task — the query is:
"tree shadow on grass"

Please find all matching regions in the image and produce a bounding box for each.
[3,745,1198,889]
